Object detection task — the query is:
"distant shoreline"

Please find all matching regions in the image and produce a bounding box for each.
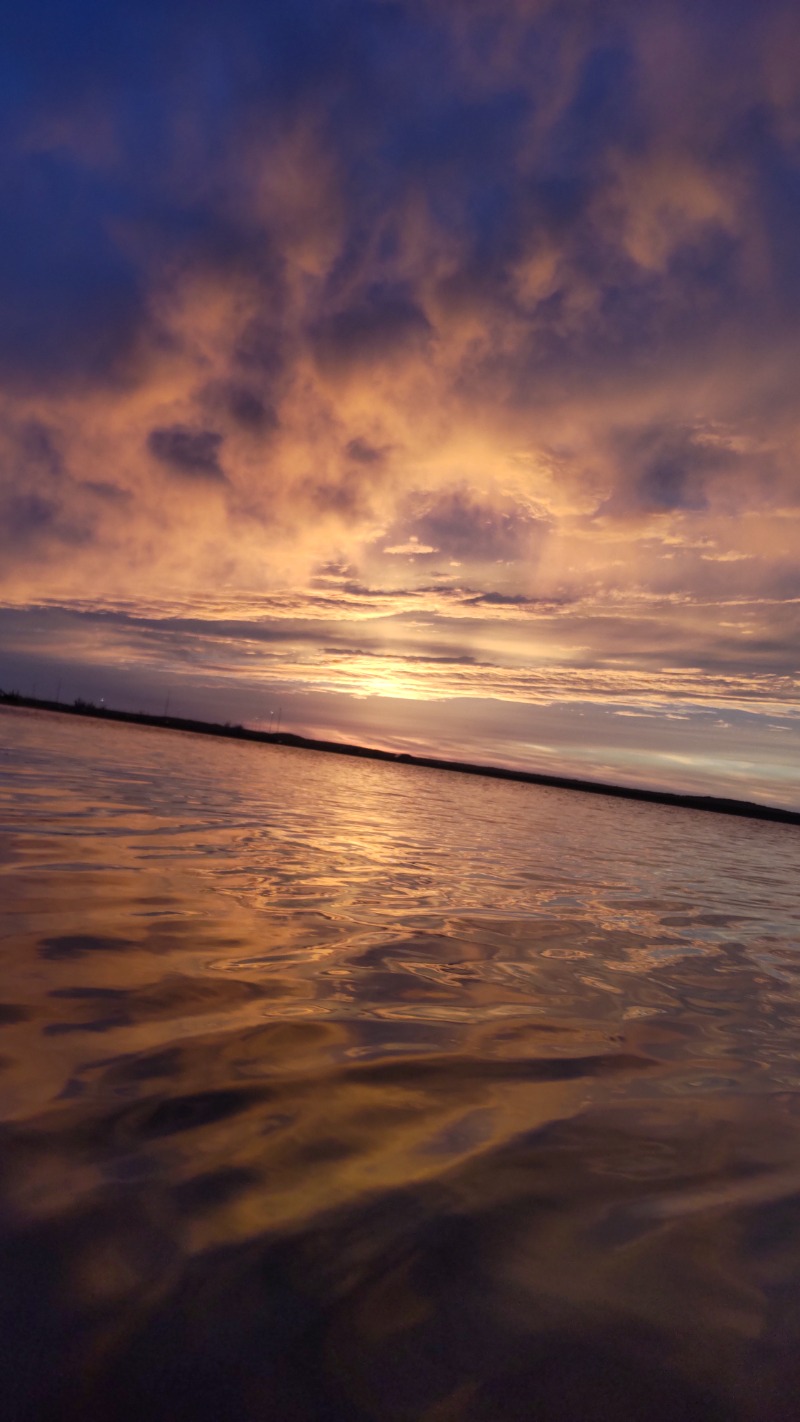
[2,692,798,827]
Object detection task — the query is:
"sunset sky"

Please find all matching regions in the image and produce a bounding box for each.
[2,0,799,807]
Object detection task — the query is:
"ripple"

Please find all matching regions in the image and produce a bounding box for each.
[1,708,799,1419]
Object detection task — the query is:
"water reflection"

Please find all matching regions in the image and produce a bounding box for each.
[1,708,800,1420]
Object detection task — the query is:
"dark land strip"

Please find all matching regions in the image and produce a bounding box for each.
[1,692,798,827]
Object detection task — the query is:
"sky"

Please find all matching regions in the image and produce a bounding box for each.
[1,0,799,807]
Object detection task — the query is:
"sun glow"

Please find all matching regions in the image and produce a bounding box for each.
[349,662,435,702]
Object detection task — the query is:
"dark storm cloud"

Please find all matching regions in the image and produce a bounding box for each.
[0,420,60,503]
[0,418,90,555]
[147,426,225,482]
[393,490,546,562]
[598,426,718,516]
[465,592,541,607]
[232,321,287,379]
[306,460,386,518]
[226,388,278,433]
[310,286,432,375]
[201,381,279,435]
[15,421,64,481]
[345,438,388,465]
[2,492,58,542]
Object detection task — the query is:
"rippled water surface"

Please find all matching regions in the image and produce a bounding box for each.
[2,707,800,1421]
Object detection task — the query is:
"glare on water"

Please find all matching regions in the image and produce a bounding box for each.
[1,707,799,1421]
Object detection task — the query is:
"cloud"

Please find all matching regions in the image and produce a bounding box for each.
[310,285,432,376]
[596,424,724,516]
[0,0,799,797]
[465,591,540,607]
[383,539,439,557]
[202,381,279,434]
[147,426,226,482]
[398,489,547,563]
[345,437,389,465]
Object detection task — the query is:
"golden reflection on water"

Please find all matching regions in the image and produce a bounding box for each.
[1,708,800,1420]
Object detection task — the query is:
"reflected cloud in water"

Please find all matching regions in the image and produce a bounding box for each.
[0,709,799,1419]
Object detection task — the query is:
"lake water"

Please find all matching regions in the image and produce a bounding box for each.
[1,706,800,1421]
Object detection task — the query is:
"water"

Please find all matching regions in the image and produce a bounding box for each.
[1,707,800,1422]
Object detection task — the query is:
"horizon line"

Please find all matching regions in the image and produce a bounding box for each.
[2,690,798,828]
